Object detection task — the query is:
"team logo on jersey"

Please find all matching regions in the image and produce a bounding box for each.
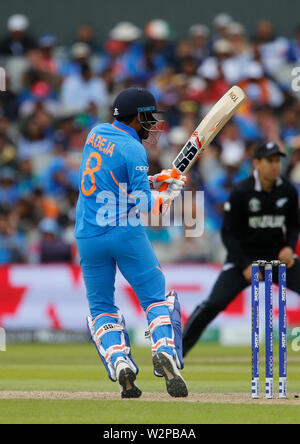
[276,197,288,208]
[249,198,261,212]
[249,215,285,229]
[113,107,119,116]
[136,166,149,171]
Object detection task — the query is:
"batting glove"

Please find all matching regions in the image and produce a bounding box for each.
[149,169,186,193]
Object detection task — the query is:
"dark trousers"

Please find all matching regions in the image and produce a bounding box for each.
[182,259,300,356]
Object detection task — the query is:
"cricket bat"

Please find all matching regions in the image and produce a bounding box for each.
[159,85,247,190]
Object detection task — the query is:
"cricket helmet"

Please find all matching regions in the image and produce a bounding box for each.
[112,87,164,119]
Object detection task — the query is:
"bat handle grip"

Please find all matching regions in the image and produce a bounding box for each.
[158,167,180,192]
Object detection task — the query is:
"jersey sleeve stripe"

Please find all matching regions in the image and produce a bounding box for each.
[111,124,130,134]
[110,171,136,200]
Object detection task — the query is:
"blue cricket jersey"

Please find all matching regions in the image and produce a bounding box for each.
[74,120,153,238]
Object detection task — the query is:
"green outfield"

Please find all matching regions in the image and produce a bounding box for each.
[0,343,299,424]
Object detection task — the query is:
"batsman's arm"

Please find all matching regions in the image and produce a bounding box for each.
[125,160,153,214]
[125,146,176,215]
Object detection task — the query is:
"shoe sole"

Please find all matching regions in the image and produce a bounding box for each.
[118,368,142,399]
[153,353,188,398]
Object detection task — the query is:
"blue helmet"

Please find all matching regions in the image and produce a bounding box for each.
[112,87,164,119]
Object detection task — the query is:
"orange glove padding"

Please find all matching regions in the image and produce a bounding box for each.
[149,169,186,192]
[149,169,187,216]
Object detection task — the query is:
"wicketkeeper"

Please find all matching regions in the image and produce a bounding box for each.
[75,87,188,398]
[183,142,300,356]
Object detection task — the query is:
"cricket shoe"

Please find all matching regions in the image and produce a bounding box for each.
[153,352,188,398]
[115,358,142,399]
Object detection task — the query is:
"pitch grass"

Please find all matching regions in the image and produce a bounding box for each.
[1,399,300,425]
[0,343,300,424]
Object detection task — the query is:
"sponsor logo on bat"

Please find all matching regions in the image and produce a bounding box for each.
[229,91,239,102]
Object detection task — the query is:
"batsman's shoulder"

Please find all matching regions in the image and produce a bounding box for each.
[85,122,110,140]
[124,138,147,162]
[91,122,111,134]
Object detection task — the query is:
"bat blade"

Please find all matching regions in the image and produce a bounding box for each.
[172,85,247,175]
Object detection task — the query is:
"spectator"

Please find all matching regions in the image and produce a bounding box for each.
[75,24,100,54]
[0,16,298,265]
[178,100,199,135]
[281,106,300,146]
[288,25,300,64]
[66,114,90,151]
[42,155,78,199]
[52,115,77,151]
[60,62,108,113]
[204,143,248,229]
[193,38,232,107]
[0,14,36,56]
[254,19,289,75]
[0,130,17,168]
[14,197,36,232]
[17,156,40,197]
[198,39,238,86]
[18,72,59,117]
[180,56,198,79]
[59,42,91,78]
[226,22,252,72]
[198,141,224,185]
[0,205,26,263]
[0,167,20,205]
[32,188,60,220]
[254,105,283,147]
[28,33,60,83]
[100,21,143,83]
[188,24,210,64]
[144,19,176,72]
[37,218,73,263]
[148,68,185,127]
[32,109,54,138]
[0,82,19,120]
[239,61,284,110]
[218,122,247,165]
[211,13,233,43]
[18,118,54,161]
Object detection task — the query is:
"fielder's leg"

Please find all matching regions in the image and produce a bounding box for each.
[183,264,249,356]
[285,258,300,294]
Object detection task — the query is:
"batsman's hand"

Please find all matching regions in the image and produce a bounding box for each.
[149,169,186,193]
[151,187,183,216]
[278,247,295,268]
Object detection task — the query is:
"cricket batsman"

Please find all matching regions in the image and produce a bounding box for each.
[75,87,188,398]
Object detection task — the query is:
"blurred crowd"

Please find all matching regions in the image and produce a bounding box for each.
[0,13,300,264]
